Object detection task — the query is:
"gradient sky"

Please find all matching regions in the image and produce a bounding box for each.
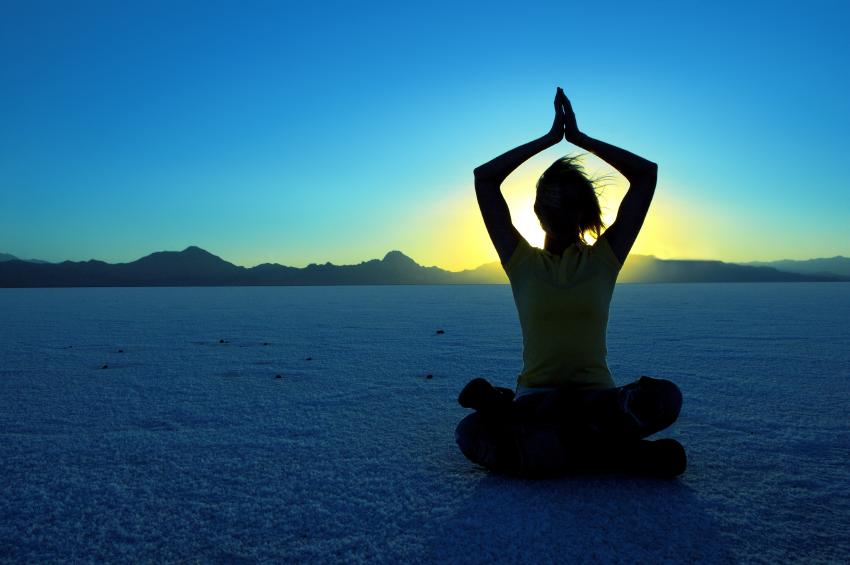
[2,0,848,270]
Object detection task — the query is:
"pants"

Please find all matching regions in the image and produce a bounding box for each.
[455,376,683,477]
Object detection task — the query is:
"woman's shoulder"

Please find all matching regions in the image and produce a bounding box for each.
[503,236,537,276]
[590,233,623,271]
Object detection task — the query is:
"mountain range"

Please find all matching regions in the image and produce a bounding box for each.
[0,247,848,287]
[742,257,850,278]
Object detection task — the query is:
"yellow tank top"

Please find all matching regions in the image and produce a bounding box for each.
[503,234,622,391]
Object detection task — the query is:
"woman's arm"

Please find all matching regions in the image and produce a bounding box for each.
[474,88,565,264]
[562,93,657,265]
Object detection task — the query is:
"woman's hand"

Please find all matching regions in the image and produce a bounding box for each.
[559,88,582,144]
[473,87,571,184]
[546,87,566,144]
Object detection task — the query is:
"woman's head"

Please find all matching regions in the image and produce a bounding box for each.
[534,154,604,244]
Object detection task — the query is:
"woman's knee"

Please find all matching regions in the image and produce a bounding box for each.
[455,412,508,470]
[455,413,485,463]
[634,376,682,429]
[455,412,529,475]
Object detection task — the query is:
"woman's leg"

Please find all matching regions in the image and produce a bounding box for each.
[500,376,682,442]
[455,376,685,477]
[570,376,682,441]
[455,386,570,477]
[506,377,685,476]
[455,411,523,475]
[558,377,686,476]
[566,437,688,477]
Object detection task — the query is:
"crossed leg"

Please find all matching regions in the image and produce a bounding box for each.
[455,376,686,477]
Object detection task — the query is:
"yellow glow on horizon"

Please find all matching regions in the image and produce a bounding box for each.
[387,188,496,271]
[629,185,722,260]
[394,159,739,271]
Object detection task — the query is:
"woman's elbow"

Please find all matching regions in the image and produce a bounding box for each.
[633,161,657,184]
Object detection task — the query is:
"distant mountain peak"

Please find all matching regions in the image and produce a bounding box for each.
[382,250,416,265]
[131,246,234,273]
[181,245,213,255]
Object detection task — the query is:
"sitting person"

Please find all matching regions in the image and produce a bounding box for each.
[456,86,685,478]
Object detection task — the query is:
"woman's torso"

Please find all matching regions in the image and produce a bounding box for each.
[503,235,622,391]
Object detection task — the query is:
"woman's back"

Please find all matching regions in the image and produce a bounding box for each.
[505,234,622,391]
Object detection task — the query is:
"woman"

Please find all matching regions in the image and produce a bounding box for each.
[456,87,685,478]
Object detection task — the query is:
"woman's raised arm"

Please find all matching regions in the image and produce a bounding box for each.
[474,88,565,264]
[561,91,658,265]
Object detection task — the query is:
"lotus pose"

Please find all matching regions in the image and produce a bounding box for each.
[456,87,686,478]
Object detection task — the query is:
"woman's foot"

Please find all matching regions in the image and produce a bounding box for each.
[620,438,687,477]
[458,377,515,413]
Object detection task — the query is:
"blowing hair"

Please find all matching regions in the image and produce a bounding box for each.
[534,154,607,244]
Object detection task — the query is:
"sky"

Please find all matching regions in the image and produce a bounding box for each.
[1,0,848,270]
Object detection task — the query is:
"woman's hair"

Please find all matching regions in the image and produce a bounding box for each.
[534,154,606,244]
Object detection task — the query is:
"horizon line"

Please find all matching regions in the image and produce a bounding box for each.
[2,245,849,272]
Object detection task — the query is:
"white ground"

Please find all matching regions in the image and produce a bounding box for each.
[1,284,848,563]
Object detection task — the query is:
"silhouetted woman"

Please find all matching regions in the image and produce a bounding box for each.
[456,87,685,478]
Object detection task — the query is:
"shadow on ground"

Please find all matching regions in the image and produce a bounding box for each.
[425,463,732,564]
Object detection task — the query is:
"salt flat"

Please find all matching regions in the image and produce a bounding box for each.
[1,284,848,563]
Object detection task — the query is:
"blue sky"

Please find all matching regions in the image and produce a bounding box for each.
[1,0,848,269]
